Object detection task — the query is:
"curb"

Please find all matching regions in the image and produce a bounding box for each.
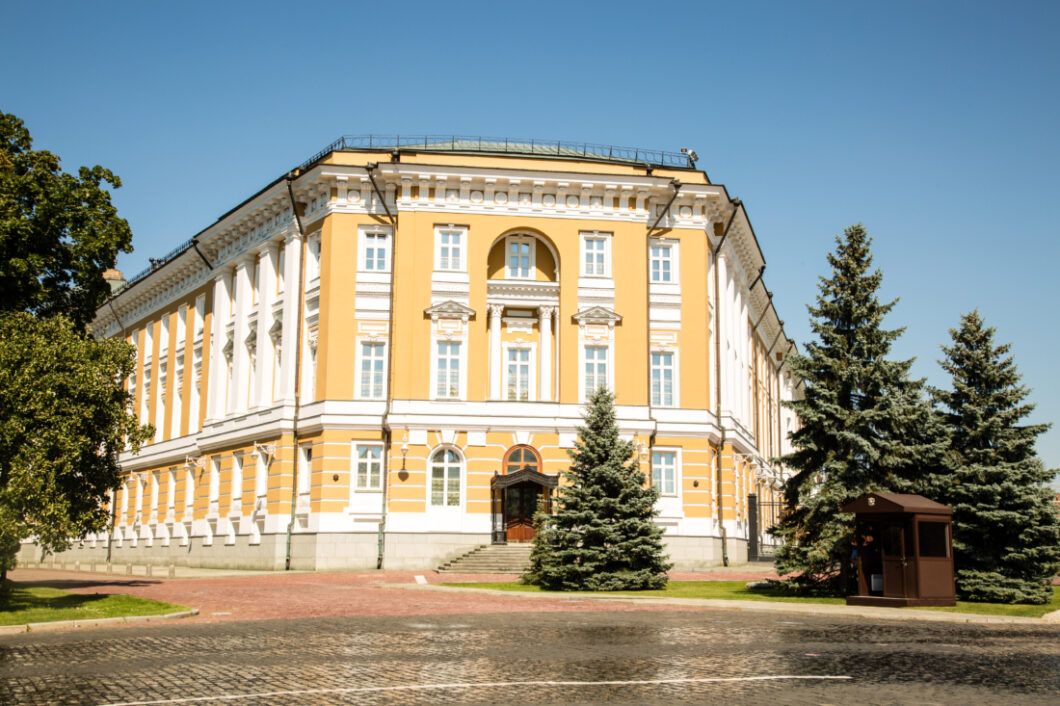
[0,608,199,635]
[414,584,1056,625]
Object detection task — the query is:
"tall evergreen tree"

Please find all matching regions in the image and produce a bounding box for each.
[772,224,947,593]
[934,311,1060,603]
[524,388,671,590]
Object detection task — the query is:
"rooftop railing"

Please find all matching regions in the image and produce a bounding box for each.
[299,135,695,172]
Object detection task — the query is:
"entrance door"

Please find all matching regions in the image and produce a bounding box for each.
[505,481,541,542]
[881,523,908,597]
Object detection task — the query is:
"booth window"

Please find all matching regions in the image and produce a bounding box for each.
[918,522,949,558]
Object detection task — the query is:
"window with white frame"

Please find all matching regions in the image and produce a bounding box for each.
[353,444,383,490]
[506,347,531,401]
[651,450,677,496]
[255,450,268,498]
[208,457,220,508]
[650,242,674,282]
[584,345,608,397]
[430,448,461,507]
[276,247,286,293]
[359,342,386,399]
[651,351,675,407]
[507,236,534,279]
[298,445,312,496]
[361,231,390,272]
[436,341,461,399]
[306,233,322,284]
[231,454,243,509]
[435,227,465,271]
[581,232,610,277]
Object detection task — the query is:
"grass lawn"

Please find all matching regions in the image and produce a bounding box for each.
[444,580,1060,618]
[0,582,188,626]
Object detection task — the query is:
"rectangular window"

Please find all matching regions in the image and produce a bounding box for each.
[276,247,286,293]
[255,450,268,498]
[359,342,386,399]
[650,243,673,282]
[231,454,243,507]
[436,342,461,398]
[298,446,312,495]
[506,348,530,401]
[584,346,608,397]
[582,234,609,276]
[305,233,322,285]
[651,451,677,496]
[651,351,675,407]
[436,228,464,271]
[354,445,383,490]
[208,458,220,504]
[507,238,533,279]
[364,233,389,272]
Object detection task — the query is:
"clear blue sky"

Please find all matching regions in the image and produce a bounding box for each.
[3,1,1058,477]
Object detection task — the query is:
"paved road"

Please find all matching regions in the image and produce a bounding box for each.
[2,610,1058,705]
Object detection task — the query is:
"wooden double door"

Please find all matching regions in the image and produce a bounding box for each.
[505,481,544,542]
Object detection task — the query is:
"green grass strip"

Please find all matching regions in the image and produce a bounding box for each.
[0,582,188,626]
[444,580,1060,618]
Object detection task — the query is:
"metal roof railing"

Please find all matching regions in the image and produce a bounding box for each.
[299,135,696,172]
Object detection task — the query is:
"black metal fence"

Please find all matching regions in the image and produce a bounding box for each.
[747,493,783,562]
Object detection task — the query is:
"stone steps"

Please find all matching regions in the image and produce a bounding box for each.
[437,543,534,574]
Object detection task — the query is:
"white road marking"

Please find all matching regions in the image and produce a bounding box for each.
[413,574,428,584]
[97,675,853,705]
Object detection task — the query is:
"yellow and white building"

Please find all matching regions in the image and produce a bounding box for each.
[48,137,799,570]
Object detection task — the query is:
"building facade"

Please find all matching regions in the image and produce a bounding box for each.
[28,137,798,571]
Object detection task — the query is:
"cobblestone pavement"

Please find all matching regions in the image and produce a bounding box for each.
[7,568,780,623]
[1,610,1058,705]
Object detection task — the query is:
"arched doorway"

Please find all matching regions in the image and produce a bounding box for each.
[490,445,558,543]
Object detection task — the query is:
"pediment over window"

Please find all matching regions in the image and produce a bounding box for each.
[572,306,621,324]
[425,300,476,321]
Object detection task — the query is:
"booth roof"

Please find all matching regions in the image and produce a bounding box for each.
[840,493,952,516]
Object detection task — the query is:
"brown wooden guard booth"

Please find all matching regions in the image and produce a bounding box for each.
[842,493,956,607]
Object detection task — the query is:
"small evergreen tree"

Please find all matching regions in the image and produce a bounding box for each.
[772,224,947,593]
[524,388,671,590]
[934,311,1060,603]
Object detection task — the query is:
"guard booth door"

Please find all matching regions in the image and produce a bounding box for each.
[881,523,908,598]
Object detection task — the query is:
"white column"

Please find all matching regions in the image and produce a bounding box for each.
[231,256,253,413]
[489,304,503,400]
[538,306,553,402]
[279,233,303,403]
[254,242,279,406]
[206,270,232,421]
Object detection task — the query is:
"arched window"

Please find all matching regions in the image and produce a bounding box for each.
[504,445,541,474]
[430,448,461,507]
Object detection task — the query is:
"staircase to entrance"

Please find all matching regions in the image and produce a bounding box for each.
[437,543,533,574]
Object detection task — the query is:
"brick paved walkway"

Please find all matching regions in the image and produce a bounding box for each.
[9,567,779,624]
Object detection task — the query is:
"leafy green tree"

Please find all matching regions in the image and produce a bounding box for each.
[0,312,150,581]
[524,388,671,590]
[1,110,133,329]
[933,311,1060,603]
[772,224,947,593]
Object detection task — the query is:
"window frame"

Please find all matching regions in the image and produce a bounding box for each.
[434,225,467,272]
[650,349,677,407]
[434,341,462,400]
[352,443,384,492]
[305,232,322,284]
[502,343,536,402]
[651,449,679,497]
[356,340,388,400]
[649,239,680,284]
[359,228,392,273]
[505,235,536,280]
[580,231,612,278]
[504,445,542,474]
[583,345,609,399]
[429,447,463,508]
